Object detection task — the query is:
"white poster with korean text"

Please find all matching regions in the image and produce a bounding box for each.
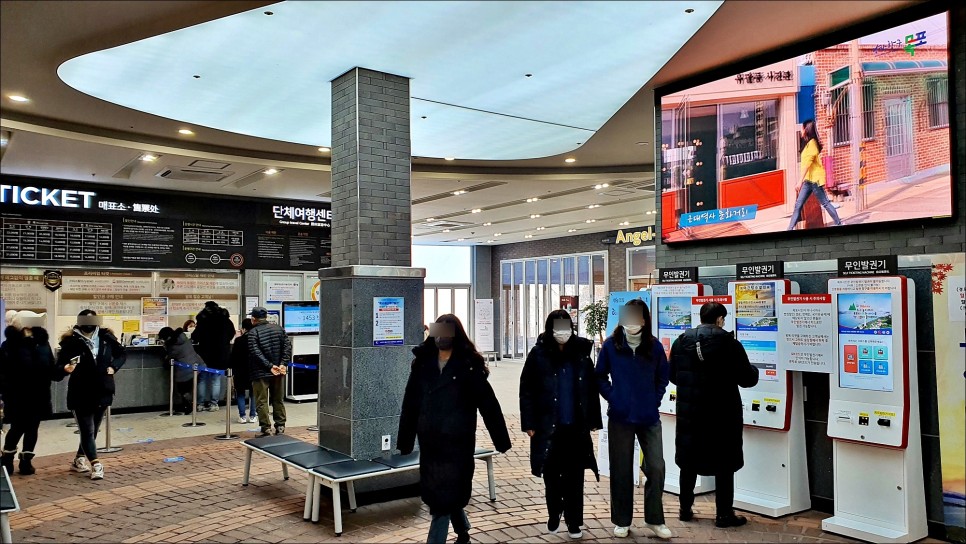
[778,294,835,374]
[473,299,495,352]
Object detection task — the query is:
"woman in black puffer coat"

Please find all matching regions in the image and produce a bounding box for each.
[0,315,55,476]
[398,314,511,544]
[520,310,601,538]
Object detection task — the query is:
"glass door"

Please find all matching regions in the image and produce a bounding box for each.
[513,261,525,358]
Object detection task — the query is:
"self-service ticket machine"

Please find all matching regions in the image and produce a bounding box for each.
[728,279,810,517]
[651,282,714,495]
[822,276,926,543]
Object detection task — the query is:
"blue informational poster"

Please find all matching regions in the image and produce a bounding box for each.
[606,291,651,338]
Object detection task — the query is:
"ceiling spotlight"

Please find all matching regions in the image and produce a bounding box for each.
[525,234,533,239]
[565,158,577,163]
[619,221,630,226]
[568,229,578,233]
[536,226,546,231]
[178,128,194,135]
[486,240,494,243]
[526,197,539,203]
[426,217,435,222]
[483,222,492,226]
[588,204,600,209]
[444,157,455,161]
[140,154,158,162]
[494,233,503,237]
[264,168,279,175]
[471,208,482,213]
[530,214,541,219]
[594,183,610,189]
[7,95,29,103]
[585,219,596,223]
[457,238,465,241]
[318,147,330,152]
[452,190,467,196]
[442,229,451,233]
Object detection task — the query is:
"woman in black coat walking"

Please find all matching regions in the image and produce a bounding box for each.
[0,313,55,475]
[669,301,759,528]
[398,314,511,544]
[229,319,257,424]
[520,310,602,539]
[52,310,126,481]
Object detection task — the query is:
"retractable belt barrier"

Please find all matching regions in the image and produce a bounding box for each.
[288,362,320,431]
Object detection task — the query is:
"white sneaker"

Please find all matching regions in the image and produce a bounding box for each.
[569,528,583,539]
[71,457,91,473]
[249,415,258,424]
[90,462,104,480]
[614,526,629,538]
[237,416,248,424]
[210,403,220,412]
[644,523,673,539]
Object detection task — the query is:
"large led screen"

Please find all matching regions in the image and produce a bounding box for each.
[659,12,951,243]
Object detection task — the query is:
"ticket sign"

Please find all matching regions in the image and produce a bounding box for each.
[659,267,698,284]
[733,281,785,382]
[736,261,784,281]
[690,295,734,333]
[837,255,898,277]
[779,294,834,374]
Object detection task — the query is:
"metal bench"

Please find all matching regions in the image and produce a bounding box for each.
[242,437,499,537]
[1,467,20,544]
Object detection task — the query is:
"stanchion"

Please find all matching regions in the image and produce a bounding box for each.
[67,410,79,428]
[159,362,177,417]
[96,406,123,454]
[182,364,206,428]
[215,368,239,441]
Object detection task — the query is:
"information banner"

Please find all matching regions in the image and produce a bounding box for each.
[141,297,168,316]
[734,282,781,382]
[0,273,46,310]
[473,299,495,352]
[690,295,734,333]
[61,270,153,295]
[266,280,301,303]
[606,291,651,338]
[373,297,404,346]
[141,315,167,334]
[779,294,834,374]
[655,296,692,358]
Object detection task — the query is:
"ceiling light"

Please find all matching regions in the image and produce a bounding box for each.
[530,214,541,219]
[565,158,577,163]
[594,183,610,189]
[444,157,455,161]
[619,221,630,226]
[525,73,533,78]
[452,190,467,196]
[264,10,274,15]
[178,128,194,135]
[483,222,492,226]
[471,208,482,213]
[588,204,600,209]
[636,141,649,146]
[140,154,158,162]
[568,229,578,233]
[457,238,465,241]
[486,240,494,244]
[525,234,533,239]
[536,226,546,231]
[586,219,596,223]
[264,168,279,175]
[526,197,539,203]
[8,95,29,103]
[494,233,503,237]
[685,8,695,13]
[426,217,435,222]
[442,229,451,233]
[318,147,330,152]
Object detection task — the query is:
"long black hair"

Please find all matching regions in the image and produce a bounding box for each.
[429,313,487,374]
[801,119,823,153]
[541,309,574,342]
[611,298,655,357]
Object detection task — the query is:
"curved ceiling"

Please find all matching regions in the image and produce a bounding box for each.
[57,1,720,160]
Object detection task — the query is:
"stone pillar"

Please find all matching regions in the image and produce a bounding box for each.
[318,68,424,464]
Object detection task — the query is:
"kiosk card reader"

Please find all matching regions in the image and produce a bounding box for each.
[651,282,714,495]
[822,276,926,543]
[728,279,810,517]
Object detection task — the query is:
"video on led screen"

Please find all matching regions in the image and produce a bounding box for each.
[659,13,951,243]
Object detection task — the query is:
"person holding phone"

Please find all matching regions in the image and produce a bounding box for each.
[520,310,602,539]
[53,309,126,481]
[398,314,511,544]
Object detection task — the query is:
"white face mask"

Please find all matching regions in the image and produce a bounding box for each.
[623,325,643,335]
[553,329,572,344]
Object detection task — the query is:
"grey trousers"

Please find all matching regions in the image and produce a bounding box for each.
[607,419,666,526]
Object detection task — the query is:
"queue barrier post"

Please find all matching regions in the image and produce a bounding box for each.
[289,362,321,432]
[214,368,239,441]
[96,405,123,454]
[182,364,206,428]
[159,362,176,417]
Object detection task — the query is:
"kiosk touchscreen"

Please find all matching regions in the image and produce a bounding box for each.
[651,282,714,494]
[282,301,321,402]
[822,276,926,543]
[727,279,810,517]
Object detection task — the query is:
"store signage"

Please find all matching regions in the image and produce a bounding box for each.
[0,184,96,209]
[837,255,898,277]
[737,261,784,280]
[43,269,62,291]
[601,226,655,246]
[659,267,698,284]
[734,70,793,84]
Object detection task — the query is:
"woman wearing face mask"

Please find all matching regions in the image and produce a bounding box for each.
[595,299,672,540]
[53,309,126,481]
[398,314,512,544]
[519,310,602,539]
[0,311,55,476]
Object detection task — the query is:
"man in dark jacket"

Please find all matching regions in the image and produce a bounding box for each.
[192,301,235,411]
[247,307,292,436]
[670,301,759,528]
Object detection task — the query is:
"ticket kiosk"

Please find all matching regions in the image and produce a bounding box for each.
[822,276,926,543]
[651,282,714,494]
[728,279,810,516]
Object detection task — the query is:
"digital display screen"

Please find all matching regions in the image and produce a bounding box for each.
[735,283,779,381]
[282,301,319,335]
[837,293,894,392]
[656,296,691,358]
[659,12,951,243]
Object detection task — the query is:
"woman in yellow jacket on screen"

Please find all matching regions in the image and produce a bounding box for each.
[786,119,843,230]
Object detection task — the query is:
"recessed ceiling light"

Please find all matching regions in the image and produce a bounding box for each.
[140,154,158,162]
[636,141,649,146]
[594,183,610,189]
[426,217,435,222]
[494,233,502,237]
[568,229,578,233]
[442,229,451,233]
[264,168,279,175]
[457,238,465,241]
[526,197,540,203]
[536,226,546,231]
[444,157,455,161]
[565,158,577,163]
[588,204,600,209]
[483,222,492,226]
[525,234,533,239]
[585,219,596,223]
[318,147,330,152]
[452,190,467,196]
[619,221,630,226]
[178,128,194,135]
[486,240,494,243]
[7,95,29,103]
[530,214,541,219]
[471,208,482,213]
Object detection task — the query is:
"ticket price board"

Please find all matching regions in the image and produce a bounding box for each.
[728,279,810,517]
[823,276,926,543]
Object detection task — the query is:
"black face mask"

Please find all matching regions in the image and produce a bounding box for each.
[79,325,97,334]
[435,337,454,350]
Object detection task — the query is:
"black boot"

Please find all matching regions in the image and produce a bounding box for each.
[1,449,16,476]
[715,513,748,528]
[18,451,36,475]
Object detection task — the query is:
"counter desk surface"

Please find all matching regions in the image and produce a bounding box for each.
[49,345,168,415]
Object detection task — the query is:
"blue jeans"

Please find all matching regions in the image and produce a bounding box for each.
[236,388,257,417]
[427,509,469,544]
[198,373,224,406]
[787,181,842,230]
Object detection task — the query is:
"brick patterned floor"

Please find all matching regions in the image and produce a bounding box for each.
[7,416,942,543]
